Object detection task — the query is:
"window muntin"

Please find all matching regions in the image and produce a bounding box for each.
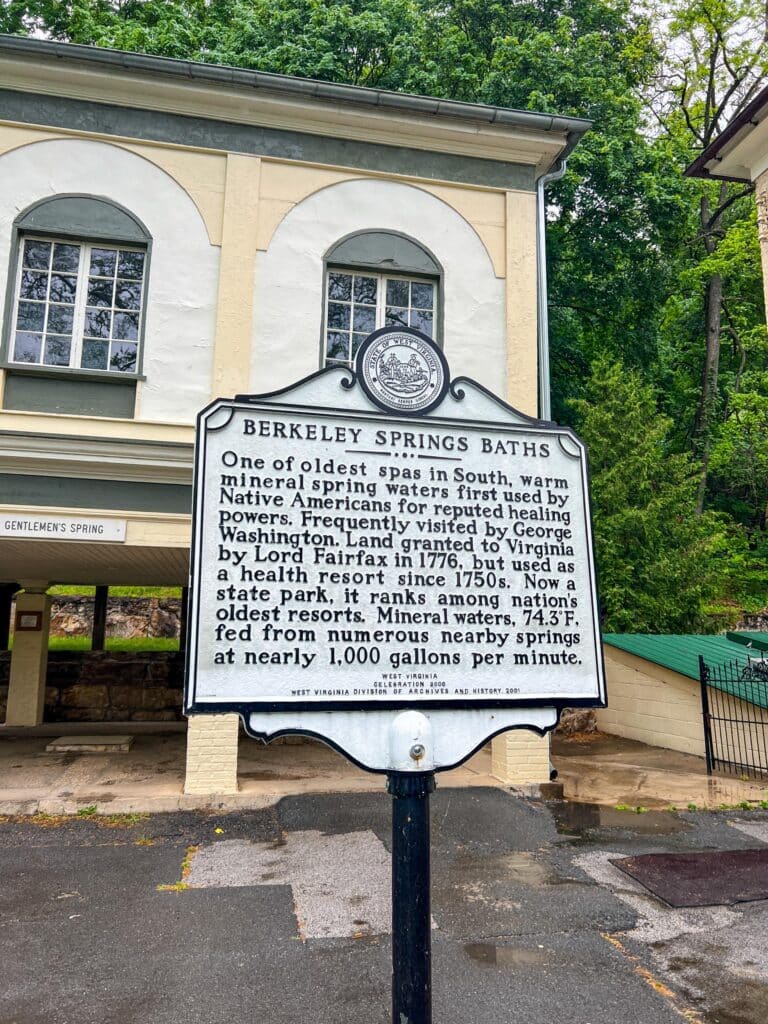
[324,270,436,368]
[10,236,146,374]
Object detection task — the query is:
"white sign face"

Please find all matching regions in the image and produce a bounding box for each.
[0,513,127,543]
[186,360,605,715]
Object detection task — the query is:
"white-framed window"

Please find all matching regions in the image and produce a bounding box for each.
[9,235,146,374]
[324,269,437,368]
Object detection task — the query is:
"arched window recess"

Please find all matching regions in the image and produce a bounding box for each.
[322,230,443,369]
[3,195,151,378]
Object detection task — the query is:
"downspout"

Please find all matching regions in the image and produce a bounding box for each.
[536,158,568,421]
[537,157,568,787]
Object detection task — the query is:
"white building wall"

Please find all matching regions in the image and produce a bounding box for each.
[251,177,506,393]
[599,648,707,758]
[0,138,219,423]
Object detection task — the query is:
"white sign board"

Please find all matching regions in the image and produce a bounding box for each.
[186,333,605,730]
[0,513,127,542]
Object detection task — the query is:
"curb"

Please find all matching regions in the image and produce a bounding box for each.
[0,791,283,816]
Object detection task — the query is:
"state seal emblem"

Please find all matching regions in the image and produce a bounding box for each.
[355,327,449,416]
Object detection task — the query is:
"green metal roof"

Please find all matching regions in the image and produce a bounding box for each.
[603,633,758,680]
[603,633,768,710]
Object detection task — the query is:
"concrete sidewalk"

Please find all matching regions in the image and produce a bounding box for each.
[553,732,768,809]
[1,724,766,815]
[0,726,501,815]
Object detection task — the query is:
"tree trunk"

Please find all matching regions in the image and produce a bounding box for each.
[695,271,723,512]
[693,185,727,513]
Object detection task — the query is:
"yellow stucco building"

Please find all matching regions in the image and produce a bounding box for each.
[0,35,588,793]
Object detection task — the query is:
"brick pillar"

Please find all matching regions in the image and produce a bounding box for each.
[5,586,51,726]
[184,713,240,795]
[491,729,550,786]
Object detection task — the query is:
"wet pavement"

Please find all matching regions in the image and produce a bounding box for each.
[552,732,768,809]
[1,788,767,1023]
[550,800,694,837]
[1,726,766,816]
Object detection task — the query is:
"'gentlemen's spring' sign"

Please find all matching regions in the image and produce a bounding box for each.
[185,329,606,717]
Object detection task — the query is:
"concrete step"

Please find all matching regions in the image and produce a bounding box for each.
[45,734,134,753]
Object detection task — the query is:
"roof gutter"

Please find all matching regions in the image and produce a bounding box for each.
[0,34,591,141]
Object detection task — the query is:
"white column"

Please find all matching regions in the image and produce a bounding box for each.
[755,170,768,321]
[5,584,51,726]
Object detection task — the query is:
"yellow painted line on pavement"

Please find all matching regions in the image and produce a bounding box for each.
[601,933,705,1024]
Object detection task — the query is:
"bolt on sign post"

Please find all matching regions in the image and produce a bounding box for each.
[185,326,606,1024]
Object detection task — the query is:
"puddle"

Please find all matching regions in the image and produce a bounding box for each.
[464,942,549,967]
[551,802,692,836]
[495,852,566,886]
[456,850,568,887]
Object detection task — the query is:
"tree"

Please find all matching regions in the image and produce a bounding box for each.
[0,1,427,83]
[708,381,768,608]
[409,0,676,421]
[647,0,768,507]
[710,382,768,523]
[571,358,728,631]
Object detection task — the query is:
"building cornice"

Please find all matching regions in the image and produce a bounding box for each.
[0,409,194,444]
[0,429,193,485]
[0,35,589,175]
[685,84,768,183]
[0,501,190,524]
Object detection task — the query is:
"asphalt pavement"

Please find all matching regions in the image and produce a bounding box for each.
[1,788,766,1024]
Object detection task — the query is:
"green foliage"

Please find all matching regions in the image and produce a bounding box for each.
[571,358,728,631]
[406,0,674,420]
[0,0,428,84]
[46,585,182,598]
[7,636,179,651]
[708,378,768,608]
[649,0,768,504]
[710,386,768,524]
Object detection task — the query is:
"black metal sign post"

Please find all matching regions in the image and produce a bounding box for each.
[388,770,436,1024]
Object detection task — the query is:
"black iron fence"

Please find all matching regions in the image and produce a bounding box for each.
[699,655,768,777]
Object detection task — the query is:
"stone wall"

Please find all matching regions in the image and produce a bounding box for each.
[48,597,181,639]
[0,651,184,722]
[736,611,768,632]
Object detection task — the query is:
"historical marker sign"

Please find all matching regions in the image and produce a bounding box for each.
[185,330,605,721]
[185,328,606,1024]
